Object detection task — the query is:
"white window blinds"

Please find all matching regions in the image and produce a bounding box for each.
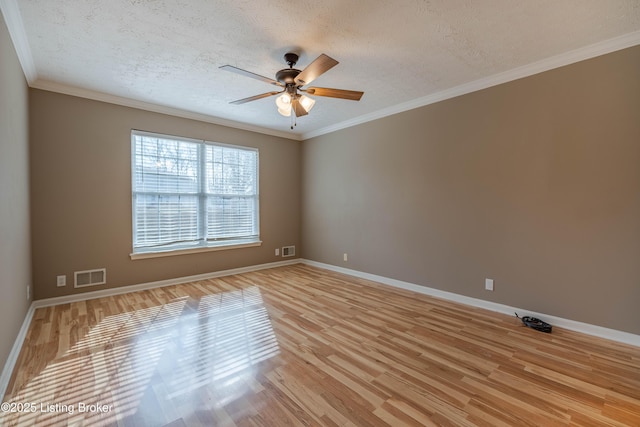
[132,131,259,254]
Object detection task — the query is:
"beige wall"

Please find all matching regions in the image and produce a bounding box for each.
[29,90,300,300]
[302,46,640,335]
[11,31,640,344]
[0,16,31,372]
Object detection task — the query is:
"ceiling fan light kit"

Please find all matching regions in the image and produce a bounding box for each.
[220,52,364,129]
[276,93,316,117]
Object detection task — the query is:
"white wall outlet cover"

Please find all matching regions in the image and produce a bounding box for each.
[485,278,494,291]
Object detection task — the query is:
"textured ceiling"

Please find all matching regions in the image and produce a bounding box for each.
[4,0,640,139]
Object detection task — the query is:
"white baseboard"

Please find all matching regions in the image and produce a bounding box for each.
[300,259,640,348]
[0,258,299,400]
[0,304,35,401]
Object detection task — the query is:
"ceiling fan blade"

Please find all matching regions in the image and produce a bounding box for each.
[219,65,283,87]
[229,91,282,105]
[305,87,364,101]
[294,54,339,86]
[291,98,309,117]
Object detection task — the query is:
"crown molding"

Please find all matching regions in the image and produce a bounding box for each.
[302,30,640,140]
[4,0,639,142]
[0,0,37,83]
[30,80,302,141]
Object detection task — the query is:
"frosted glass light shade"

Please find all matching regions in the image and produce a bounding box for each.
[277,107,291,116]
[276,93,291,109]
[299,95,315,112]
[276,93,292,116]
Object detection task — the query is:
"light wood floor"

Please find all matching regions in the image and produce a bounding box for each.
[2,264,639,426]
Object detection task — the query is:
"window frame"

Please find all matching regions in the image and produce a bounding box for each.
[130,130,261,260]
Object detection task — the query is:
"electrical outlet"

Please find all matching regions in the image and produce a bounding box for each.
[485,278,494,291]
[275,248,279,256]
[57,275,66,287]
[343,253,348,262]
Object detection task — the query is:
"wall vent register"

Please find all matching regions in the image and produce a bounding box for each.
[282,246,295,257]
[75,268,107,288]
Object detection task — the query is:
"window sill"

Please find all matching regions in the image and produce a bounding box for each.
[130,241,262,260]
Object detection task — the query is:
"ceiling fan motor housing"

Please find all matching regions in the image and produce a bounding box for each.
[276,68,301,85]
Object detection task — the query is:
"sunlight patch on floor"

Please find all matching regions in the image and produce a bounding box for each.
[1,285,280,426]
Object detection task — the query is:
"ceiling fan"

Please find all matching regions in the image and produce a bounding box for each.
[220,52,364,128]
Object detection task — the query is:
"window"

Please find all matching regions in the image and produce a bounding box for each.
[131,131,259,257]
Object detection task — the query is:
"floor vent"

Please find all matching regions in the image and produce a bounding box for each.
[282,246,296,257]
[74,268,106,288]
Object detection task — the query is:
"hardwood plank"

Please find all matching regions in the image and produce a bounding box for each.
[1,264,639,426]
